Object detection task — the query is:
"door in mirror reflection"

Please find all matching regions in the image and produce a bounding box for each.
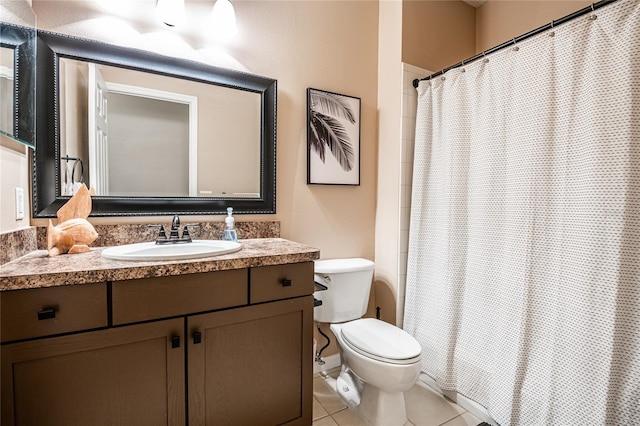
[59,58,261,198]
[107,92,191,197]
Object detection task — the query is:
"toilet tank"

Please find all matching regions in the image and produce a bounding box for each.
[313,258,375,323]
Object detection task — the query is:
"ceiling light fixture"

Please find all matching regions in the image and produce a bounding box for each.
[156,0,185,27]
[211,0,238,41]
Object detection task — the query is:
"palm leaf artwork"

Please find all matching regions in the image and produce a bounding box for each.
[308,90,356,172]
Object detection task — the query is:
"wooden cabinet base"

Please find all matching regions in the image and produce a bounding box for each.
[1,319,185,426]
[188,297,313,426]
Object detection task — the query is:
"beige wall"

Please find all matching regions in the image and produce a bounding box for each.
[476,0,591,53]
[27,0,379,261]
[0,0,34,27]
[374,0,403,331]
[0,135,31,231]
[402,0,476,73]
[401,0,592,76]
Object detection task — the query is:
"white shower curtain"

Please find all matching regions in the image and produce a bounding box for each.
[404,1,639,425]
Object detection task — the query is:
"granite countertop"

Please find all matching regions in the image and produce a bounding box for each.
[0,238,320,291]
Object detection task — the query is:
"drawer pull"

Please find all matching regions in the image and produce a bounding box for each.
[193,331,202,345]
[37,308,56,321]
[281,278,292,287]
[171,335,181,349]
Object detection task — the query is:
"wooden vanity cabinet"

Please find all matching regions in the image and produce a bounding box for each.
[1,262,314,426]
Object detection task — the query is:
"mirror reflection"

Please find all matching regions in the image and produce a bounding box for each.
[59,58,261,198]
[0,22,36,147]
[0,46,14,135]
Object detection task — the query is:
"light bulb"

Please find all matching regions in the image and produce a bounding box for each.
[156,0,185,27]
[211,0,238,41]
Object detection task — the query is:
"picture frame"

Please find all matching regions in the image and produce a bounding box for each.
[307,88,361,185]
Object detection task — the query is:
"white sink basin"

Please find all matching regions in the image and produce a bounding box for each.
[101,240,241,261]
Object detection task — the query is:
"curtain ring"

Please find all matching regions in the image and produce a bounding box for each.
[460,59,466,73]
[512,38,519,52]
[482,51,489,64]
[589,3,597,20]
[549,20,555,37]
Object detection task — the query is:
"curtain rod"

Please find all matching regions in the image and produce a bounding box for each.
[412,0,620,88]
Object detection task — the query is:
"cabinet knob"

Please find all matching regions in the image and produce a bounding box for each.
[193,331,202,344]
[171,335,181,349]
[281,278,292,287]
[37,308,56,321]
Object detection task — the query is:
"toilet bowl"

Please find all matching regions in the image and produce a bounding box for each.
[313,258,423,426]
[330,319,422,426]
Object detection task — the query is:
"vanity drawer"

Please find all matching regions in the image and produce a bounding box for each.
[250,262,314,304]
[111,269,248,325]
[0,283,108,343]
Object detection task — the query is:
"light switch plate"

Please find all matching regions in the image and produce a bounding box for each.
[15,187,24,220]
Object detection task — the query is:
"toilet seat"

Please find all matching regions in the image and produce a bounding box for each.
[340,318,421,365]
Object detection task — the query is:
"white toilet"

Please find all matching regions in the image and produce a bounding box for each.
[314,258,422,426]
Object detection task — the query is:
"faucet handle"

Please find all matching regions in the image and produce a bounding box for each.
[148,224,167,242]
[181,224,200,242]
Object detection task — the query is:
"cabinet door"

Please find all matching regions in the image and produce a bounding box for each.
[188,297,313,426]
[1,318,185,426]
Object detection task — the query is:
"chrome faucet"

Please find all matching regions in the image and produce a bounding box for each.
[149,215,198,245]
[169,215,181,240]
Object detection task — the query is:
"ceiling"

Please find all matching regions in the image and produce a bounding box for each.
[463,0,487,7]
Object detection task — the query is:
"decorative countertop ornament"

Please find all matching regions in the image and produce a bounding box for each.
[47,184,98,256]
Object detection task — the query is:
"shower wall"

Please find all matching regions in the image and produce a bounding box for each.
[396,62,428,326]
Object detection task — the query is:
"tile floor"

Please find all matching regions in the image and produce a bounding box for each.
[312,368,482,426]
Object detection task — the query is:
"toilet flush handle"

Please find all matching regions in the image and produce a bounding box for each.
[314,281,328,291]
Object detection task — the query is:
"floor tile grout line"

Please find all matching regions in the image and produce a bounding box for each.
[437,411,472,426]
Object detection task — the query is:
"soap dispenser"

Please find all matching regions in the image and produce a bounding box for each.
[222,207,238,242]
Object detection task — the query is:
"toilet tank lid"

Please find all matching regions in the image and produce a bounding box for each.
[314,258,374,274]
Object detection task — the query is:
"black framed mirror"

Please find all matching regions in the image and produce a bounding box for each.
[0,22,36,147]
[33,30,276,217]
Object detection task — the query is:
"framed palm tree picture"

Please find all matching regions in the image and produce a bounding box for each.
[307,88,361,185]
